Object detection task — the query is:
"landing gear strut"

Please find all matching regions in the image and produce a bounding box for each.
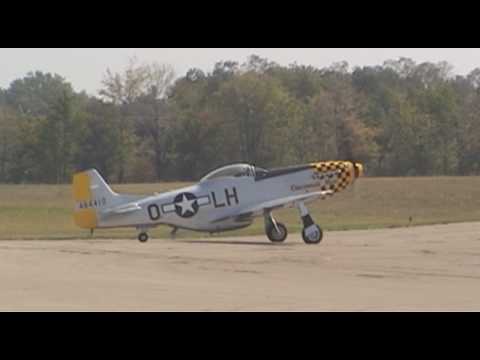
[297,202,323,245]
[265,213,288,243]
[170,226,179,239]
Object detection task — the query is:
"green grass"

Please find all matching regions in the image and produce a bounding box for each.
[1,177,480,240]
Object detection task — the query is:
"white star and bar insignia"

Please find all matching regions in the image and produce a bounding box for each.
[161,192,211,218]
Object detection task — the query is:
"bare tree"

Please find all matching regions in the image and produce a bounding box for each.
[100,57,175,181]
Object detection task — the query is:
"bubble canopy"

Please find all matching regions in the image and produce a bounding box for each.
[200,164,267,182]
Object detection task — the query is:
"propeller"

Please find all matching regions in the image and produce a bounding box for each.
[345,159,364,179]
[344,147,364,181]
[346,159,364,198]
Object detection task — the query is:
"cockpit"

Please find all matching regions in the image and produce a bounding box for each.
[200,163,268,182]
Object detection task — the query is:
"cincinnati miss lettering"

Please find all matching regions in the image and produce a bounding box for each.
[291,170,339,192]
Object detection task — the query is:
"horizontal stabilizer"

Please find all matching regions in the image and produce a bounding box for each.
[101,203,142,217]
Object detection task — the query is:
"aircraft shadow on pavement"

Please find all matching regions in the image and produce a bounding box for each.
[177,239,295,246]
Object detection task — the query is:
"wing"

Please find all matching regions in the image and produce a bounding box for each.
[210,190,333,224]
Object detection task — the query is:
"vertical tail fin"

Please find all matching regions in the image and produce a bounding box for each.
[72,169,117,229]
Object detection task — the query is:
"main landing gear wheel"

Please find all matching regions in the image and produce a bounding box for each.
[297,202,323,245]
[302,225,323,245]
[267,223,288,243]
[138,232,149,243]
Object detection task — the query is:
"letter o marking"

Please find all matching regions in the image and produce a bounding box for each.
[148,204,161,221]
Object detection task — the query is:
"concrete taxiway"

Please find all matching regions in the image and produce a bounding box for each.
[1,222,480,311]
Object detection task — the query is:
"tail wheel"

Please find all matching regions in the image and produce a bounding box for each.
[138,233,149,243]
[267,223,288,243]
[302,225,323,245]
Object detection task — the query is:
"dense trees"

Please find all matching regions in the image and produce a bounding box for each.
[1,55,480,184]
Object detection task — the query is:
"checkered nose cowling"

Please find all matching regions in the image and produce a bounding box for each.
[311,161,362,194]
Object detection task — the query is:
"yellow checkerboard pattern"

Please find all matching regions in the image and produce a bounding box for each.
[312,161,353,193]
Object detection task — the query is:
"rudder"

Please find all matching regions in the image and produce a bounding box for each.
[72,169,117,229]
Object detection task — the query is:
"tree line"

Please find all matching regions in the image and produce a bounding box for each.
[1,55,480,184]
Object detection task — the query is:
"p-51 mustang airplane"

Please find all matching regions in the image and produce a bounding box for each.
[73,161,363,244]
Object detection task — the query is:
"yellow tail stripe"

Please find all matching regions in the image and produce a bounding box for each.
[72,171,97,229]
[73,172,91,201]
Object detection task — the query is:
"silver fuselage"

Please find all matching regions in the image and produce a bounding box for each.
[96,162,356,232]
